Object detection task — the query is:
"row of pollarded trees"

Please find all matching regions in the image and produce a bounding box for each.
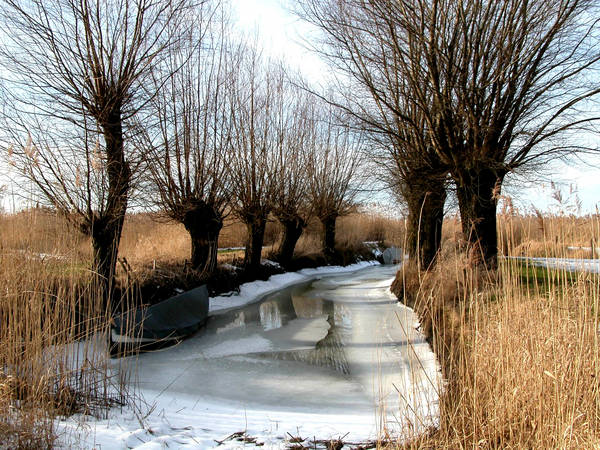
[144,30,362,276]
[298,0,600,270]
[0,0,362,302]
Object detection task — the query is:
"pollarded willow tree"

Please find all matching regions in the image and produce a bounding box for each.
[309,108,363,260]
[228,49,283,274]
[359,0,600,268]
[299,0,600,269]
[372,105,449,270]
[142,2,235,274]
[272,87,317,268]
[0,0,194,300]
[419,0,600,268]
[296,0,449,270]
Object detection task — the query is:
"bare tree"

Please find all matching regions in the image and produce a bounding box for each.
[228,49,282,274]
[272,87,316,268]
[373,116,448,270]
[296,0,449,269]
[142,3,234,274]
[309,108,362,259]
[299,0,600,268]
[0,0,193,299]
[393,0,600,267]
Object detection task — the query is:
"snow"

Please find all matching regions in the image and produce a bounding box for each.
[261,259,283,269]
[55,262,440,449]
[209,260,379,313]
[567,246,600,252]
[363,241,384,258]
[200,335,273,358]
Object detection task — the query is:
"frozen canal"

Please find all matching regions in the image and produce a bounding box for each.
[59,264,440,448]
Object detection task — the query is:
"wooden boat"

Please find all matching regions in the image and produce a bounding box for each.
[110,285,209,356]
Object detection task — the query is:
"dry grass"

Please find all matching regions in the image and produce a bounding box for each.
[0,210,129,448]
[437,211,600,260]
[119,211,406,268]
[4,207,600,448]
[0,208,407,268]
[392,217,600,449]
[497,212,600,259]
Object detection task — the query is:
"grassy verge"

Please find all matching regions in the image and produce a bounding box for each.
[513,259,588,293]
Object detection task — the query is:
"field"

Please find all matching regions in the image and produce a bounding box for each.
[1,207,599,448]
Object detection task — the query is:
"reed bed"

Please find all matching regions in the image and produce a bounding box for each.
[393,215,600,448]
[97,210,407,269]
[0,210,130,448]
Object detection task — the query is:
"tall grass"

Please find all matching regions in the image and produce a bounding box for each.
[0,209,129,448]
[4,206,600,448]
[393,214,600,448]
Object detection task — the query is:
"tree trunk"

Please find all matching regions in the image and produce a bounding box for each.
[454,166,505,269]
[244,216,267,274]
[182,201,223,274]
[93,107,129,306]
[277,216,306,268]
[321,214,338,260]
[91,216,123,305]
[405,180,447,270]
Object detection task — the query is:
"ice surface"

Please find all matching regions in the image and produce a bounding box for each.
[508,256,600,273]
[56,262,441,448]
[209,261,379,313]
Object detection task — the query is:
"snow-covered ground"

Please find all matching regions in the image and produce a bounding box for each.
[209,261,379,313]
[55,262,441,449]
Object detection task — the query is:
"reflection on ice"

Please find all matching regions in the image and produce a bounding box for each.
[216,311,245,333]
[259,300,282,330]
[125,264,440,440]
[291,293,324,318]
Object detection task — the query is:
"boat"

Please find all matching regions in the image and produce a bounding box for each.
[110,285,209,356]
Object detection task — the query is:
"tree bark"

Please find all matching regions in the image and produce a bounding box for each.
[182,201,223,274]
[277,216,306,268]
[92,107,130,305]
[321,214,338,260]
[454,166,505,269]
[244,215,267,274]
[405,180,447,270]
[91,216,123,304]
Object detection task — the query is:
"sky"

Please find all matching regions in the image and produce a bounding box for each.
[234,0,328,81]
[232,0,600,216]
[1,0,598,215]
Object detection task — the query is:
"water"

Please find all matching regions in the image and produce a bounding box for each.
[124,264,440,436]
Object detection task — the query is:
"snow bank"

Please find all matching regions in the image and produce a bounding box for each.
[209,260,379,313]
[58,398,381,449]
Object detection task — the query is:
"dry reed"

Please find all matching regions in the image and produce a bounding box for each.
[0,209,129,448]
[392,215,600,448]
